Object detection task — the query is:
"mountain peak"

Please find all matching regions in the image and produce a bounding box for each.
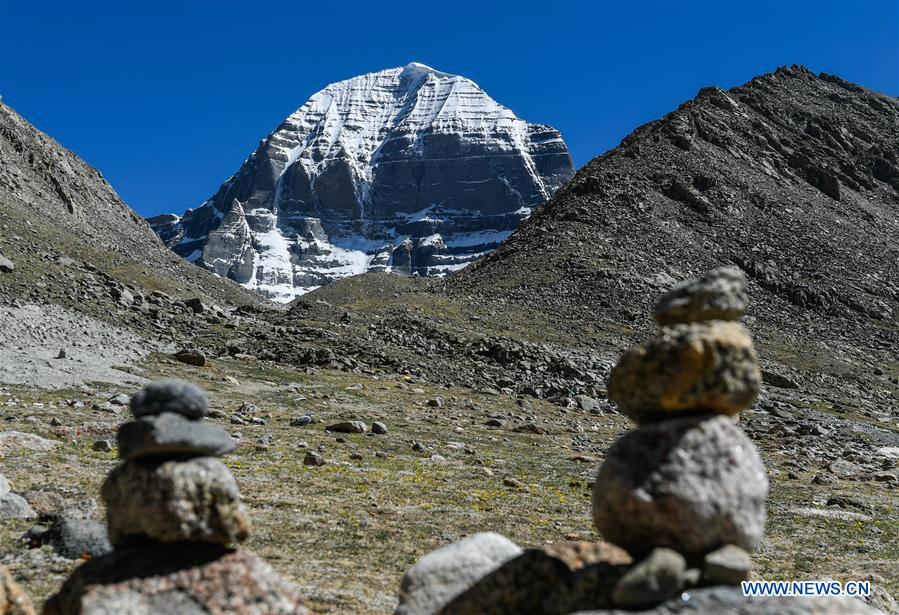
[150,66,574,302]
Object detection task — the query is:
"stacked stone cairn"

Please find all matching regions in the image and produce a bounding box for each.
[395,268,877,614]
[592,266,768,608]
[44,379,309,614]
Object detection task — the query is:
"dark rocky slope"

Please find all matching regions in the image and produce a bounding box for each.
[447,65,898,412]
[0,102,259,317]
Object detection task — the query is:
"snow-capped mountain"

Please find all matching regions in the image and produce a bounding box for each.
[149,62,574,302]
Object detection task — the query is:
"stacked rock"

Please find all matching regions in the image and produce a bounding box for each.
[45,379,309,614]
[593,267,768,606]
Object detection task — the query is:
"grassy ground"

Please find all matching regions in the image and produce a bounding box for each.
[1,352,896,613]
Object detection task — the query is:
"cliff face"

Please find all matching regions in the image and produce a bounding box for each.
[150,63,573,301]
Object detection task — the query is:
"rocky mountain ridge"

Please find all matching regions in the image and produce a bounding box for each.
[149,62,573,301]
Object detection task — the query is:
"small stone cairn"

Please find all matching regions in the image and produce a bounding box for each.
[44,379,309,614]
[394,268,877,614]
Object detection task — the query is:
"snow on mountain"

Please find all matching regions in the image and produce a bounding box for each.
[148,62,574,302]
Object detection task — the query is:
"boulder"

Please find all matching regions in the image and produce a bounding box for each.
[593,415,768,556]
[129,379,208,420]
[396,532,522,615]
[117,413,235,460]
[42,517,112,559]
[102,457,249,547]
[654,267,747,325]
[173,349,206,367]
[0,493,36,520]
[609,321,761,423]
[0,255,14,273]
[43,544,309,615]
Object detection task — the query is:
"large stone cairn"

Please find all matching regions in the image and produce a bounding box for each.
[591,267,769,607]
[594,267,768,558]
[393,268,877,614]
[44,379,309,614]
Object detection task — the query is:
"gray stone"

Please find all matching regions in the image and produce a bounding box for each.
[0,473,10,496]
[703,544,751,585]
[108,393,130,406]
[0,254,14,273]
[43,544,310,615]
[43,517,112,559]
[575,395,600,412]
[612,548,686,609]
[303,451,325,466]
[325,421,367,434]
[290,415,313,427]
[0,492,36,520]
[593,415,768,556]
[0,431,59,454]
[129,379,208,419]
[654,267,747,325]
[101,457,249,547]
[116,413,235,460]
[396,532,522,615]
[92,440,114,453]
[372,421,388,435]
[174,348,206,367]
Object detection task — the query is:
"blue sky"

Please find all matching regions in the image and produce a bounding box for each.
[1,1,896,218]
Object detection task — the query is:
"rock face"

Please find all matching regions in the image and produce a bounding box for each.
[150,63,573,301]
[592,415,768,556]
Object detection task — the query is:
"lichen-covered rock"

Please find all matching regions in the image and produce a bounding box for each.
[654,267,747,325]
[116,413,234,460]
[396,532,522,615]
[102,457,249,547]
[592,415,768,556]
[129,379,208,420]
[1,566,36,615]
[609,321,761,423]
[43,544,309,615]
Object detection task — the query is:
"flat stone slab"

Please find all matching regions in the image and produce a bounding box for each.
[117,413,234,460]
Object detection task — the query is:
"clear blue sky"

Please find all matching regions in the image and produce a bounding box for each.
[1,1,896,218]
